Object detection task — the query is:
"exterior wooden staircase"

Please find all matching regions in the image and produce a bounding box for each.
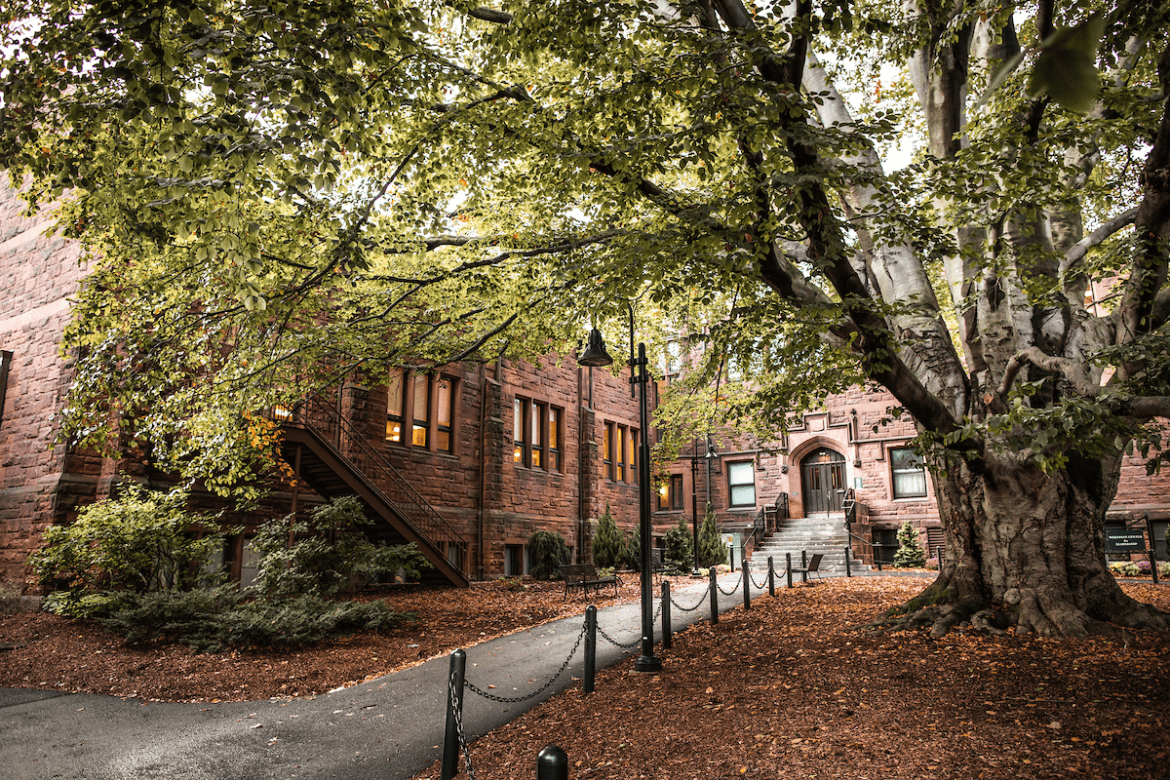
[272,393,470,588]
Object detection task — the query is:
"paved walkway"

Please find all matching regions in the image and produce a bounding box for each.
[1,572,773,780]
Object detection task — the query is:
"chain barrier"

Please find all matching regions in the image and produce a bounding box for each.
[596,598,664,649]
[669,584,710,613]
[748,568,769,590]
[465,617,588,705]
[448,669,478,780]
[716,576,741,596]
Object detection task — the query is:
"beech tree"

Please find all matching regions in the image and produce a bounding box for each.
[2,0,1168,635]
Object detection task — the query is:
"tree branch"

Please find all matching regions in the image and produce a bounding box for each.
[996,346,1102,403]
[1060,206,1138,276]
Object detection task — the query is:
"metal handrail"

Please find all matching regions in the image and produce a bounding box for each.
[276,390,469,565]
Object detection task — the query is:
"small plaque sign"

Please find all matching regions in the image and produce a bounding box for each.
[1104,528,1147,553]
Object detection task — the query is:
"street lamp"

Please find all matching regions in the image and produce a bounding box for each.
[683,436,719,576]
[577,307,661,673]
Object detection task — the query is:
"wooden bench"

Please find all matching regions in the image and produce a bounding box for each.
[559,564,621,600]
[788,552,824,585]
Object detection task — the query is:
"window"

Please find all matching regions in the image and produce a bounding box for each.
[436,377,455,453]
[412,374,431,447]
[874,528,898,565]
[514,398,526,463]
[386,367,404,443]
[658,473,684,511]
[514,397,561,470]
[632,429,640,482]
[604,422,615,480]
[728,461,756,507]
[532,401,547,467]
[548,406,562,472]
[616,426,626,481]
[664,340,682,383]
[891,448,927,498]
[504,544,526,576]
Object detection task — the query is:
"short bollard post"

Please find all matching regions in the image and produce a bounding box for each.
[709,567,718,625]
[584,605,597,694]
[742,557,750,610]
[845,546,852,577]
[536,745,569,780]
[786,552,793,589]
[441,649,467,780]
[662,581,673,650]
[1146,514,1159,584]
[728,543,735,572]
[801,550,809,584]
[768,556,775,597]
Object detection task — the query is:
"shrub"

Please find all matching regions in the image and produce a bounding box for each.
[696,504,724,569]
[526,531,570,580]
[621,524,642,570]
[663,515,694,572]
[249,496,432,598]
[98,587,413,652]
[893,521,927,568]
[30,483,231,617]
[592,505,624,569]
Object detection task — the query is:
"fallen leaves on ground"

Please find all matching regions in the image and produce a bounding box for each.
[410,578,1170,780]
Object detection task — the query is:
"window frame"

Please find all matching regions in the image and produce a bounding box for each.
[890,447,927,499]
[386,367,405,444]
[659,473,684,511]
[411,373,431,447]
[727,461,756,508]
[435,375,456,453]
[604,421,615,480]
[548,406,562,472]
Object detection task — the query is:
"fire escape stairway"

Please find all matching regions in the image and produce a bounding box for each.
[273,397,470,589]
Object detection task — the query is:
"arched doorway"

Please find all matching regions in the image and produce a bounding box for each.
[800,447,846,514]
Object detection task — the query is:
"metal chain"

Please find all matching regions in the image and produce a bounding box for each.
[465,617,588,704]
[596,620,642,649]
[716,577,741,596]
[448,671,478,780]
[670,585,710,613]
[748,569,769,590]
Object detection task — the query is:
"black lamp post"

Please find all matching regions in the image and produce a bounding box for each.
[684,436,718,576]
[577,307,661,673]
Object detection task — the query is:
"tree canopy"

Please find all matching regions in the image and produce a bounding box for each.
[2,0,1169,634]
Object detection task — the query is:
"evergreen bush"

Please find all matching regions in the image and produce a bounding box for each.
[30,483,232,618]
[526,530,570,580]
[663,515,694,572]
[696,504,724,568]
[250,496,431,598]
[893,521,927,568]
[591,505,624,569]
[98,588,412,652]
[621,524,642,570]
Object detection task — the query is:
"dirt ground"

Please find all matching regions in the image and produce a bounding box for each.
[2,576,1169,779]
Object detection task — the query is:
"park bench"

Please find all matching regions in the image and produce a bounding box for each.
[789,552,824,584]
[558,563,621,600]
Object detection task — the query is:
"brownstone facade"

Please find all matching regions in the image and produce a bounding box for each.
[2,179,1167,588]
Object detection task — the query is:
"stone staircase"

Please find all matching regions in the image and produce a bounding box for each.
[748,512,873,576]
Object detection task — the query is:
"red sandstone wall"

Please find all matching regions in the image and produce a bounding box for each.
[0,180,96,588]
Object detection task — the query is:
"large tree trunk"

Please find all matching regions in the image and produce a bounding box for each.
[896,449,1168,637]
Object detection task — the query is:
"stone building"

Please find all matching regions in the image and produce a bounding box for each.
[2,178,1167,590]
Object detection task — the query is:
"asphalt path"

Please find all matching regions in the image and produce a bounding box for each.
[2,572,769,780]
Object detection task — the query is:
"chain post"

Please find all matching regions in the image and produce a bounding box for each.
[801,549,808,584]
[845,546,852,577]
[768,556,775,597]
[537,745,569,780]
[708,567,718,625]
[1146,513,1159,584]
[786,552,793,589]
[584,606,597,694]
[661,581,672,650]
[442,649,467,780]
[742,557,750,610]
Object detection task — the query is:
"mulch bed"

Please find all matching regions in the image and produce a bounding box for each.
[410,578,1170,780]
